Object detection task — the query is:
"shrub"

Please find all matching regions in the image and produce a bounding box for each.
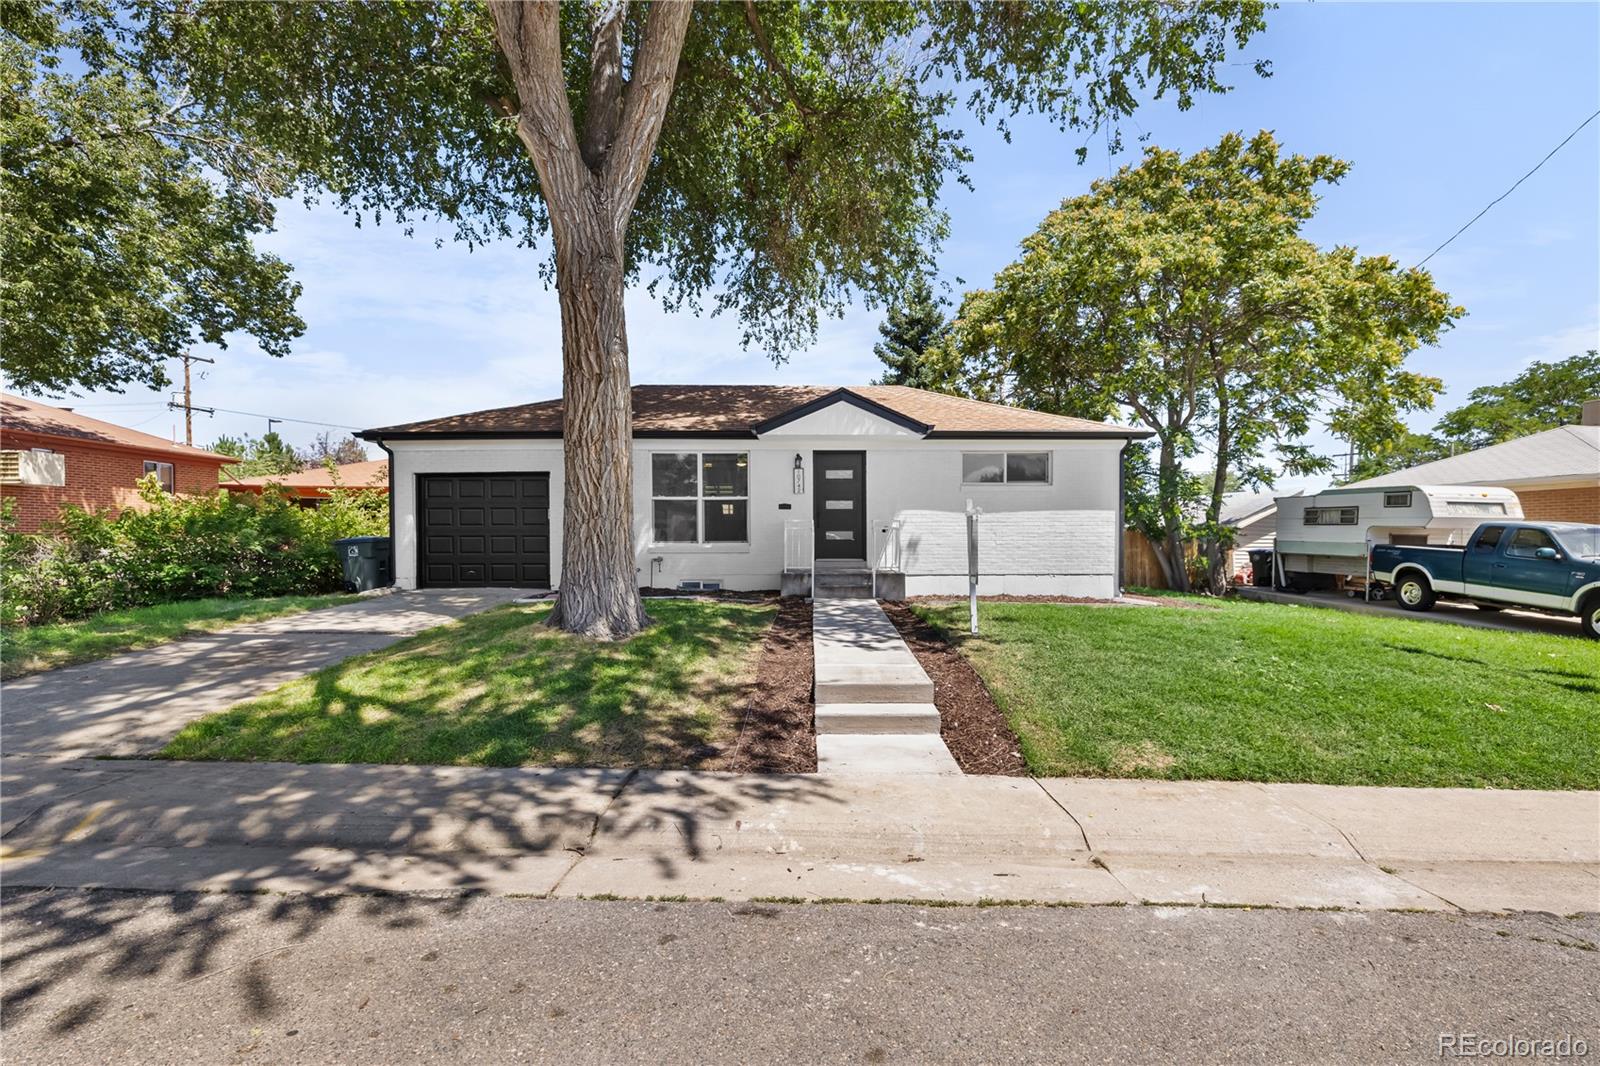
[1,476,387,626]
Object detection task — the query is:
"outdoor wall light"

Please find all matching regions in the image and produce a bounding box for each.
[793,453,805,495]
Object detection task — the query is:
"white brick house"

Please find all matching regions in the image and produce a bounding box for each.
[360,385,1150,599]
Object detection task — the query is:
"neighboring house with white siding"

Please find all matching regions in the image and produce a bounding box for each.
[360,385,1151,599]
[1219,490,1294,581]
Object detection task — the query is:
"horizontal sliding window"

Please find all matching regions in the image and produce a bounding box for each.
[962,451,1051,485]
[651,452,748,544]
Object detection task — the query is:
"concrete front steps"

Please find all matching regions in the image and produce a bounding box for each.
[811,598,960,775]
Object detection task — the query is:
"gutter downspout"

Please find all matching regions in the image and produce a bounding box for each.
[370,436,397,587]
[1118,439,1132,597]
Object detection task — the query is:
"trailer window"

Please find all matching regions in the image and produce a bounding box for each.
[1382,491,1413,508]
[1472,527,1505,552]
[1303,507,1357,526]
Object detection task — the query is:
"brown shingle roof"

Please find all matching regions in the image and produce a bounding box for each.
[1,392,236,463]
[361,385,1146,439]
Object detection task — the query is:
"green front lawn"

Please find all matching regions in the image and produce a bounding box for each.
[1,594,357,679]
[913,599,1600,789]
[161,600,774,768]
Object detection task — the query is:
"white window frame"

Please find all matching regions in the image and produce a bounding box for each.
[143,460,175,493]
[649,451,750,546]
[1303,506,1358,526]
[960,451,1053,486]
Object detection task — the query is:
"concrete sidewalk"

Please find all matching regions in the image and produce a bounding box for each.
[0,588,531,757]
[3,758,1594,914]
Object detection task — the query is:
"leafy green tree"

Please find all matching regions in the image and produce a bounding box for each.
[1435,351,1600,450]
[0,2,303,394]
[1345,351,1600,481]
[946,132,1460,591]
[1344,429,1447,483]
[211,431,304,479]
[874,275,951,390]
[305,432,371,468]
[27,0,1267,635]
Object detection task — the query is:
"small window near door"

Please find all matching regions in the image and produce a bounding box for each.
[1383,490,1413,508]
[1504,527,1558,559]
[962,451,1050,485]
[142,460,175,493]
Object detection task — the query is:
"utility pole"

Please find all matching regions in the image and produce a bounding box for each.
[168,352,215,446]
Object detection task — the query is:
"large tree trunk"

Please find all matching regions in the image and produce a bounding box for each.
[1203,396,1233,596]
[1154,436,1191,592]
[487,0,693,639]
[546,206,650,637]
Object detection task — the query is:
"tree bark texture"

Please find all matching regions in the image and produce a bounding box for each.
[487,0,692,638]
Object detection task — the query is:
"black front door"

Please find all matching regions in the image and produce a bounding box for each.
[813,451,866,560]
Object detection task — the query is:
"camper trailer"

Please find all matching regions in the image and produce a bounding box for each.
[1272,484,1523,590]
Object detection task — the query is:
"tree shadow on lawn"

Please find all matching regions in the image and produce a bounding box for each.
[161,602,776,769]
[1383,642,1600,697]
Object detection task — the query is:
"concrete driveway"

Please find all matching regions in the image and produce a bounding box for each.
[1234,585,1586,639]
[1,589,533,758]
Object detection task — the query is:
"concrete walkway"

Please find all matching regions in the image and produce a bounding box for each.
[811,598,959,774]
[4,758,1594,913]
[0,588,532,757]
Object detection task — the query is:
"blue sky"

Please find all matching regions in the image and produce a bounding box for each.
[41,2,1600,491]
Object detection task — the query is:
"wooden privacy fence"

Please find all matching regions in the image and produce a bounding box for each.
[1122,529,1171,589]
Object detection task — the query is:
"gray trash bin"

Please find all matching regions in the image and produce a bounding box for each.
[334,536,392,592]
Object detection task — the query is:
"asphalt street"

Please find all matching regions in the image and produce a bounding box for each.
[3,890,1595,1064]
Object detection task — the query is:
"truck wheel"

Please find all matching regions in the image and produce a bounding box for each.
[1395,573,1435,612]
[1581,595,1600,640]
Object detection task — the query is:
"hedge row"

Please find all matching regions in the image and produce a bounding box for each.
[2,477,387,626]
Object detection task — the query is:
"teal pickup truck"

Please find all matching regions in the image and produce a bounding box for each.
[1369,521,1600,638]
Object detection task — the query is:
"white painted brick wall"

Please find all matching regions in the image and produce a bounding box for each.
[895,508,1116,576]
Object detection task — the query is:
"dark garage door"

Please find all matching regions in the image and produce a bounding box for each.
[419,473,550,588]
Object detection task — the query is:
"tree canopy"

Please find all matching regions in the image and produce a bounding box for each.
[126,0,1271,357]
[943,131,1460,590]
[1,1,304,394]
[1348,350,1600,480]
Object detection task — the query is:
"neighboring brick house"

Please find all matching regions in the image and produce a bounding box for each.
[228,459,389,505]
[1,392,235,533]
[1340,398,1600,524]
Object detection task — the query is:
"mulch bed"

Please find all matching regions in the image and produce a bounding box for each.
[716,597,817,774]
[880,602,1028,777]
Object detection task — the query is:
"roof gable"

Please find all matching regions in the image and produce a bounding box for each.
[753,388,929,437]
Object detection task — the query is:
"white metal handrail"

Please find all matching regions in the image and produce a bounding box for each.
[870,518,903,598]
[783,517,814,573]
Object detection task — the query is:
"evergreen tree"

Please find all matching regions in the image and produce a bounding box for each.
[874,276,949,390]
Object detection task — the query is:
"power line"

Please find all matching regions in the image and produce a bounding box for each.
[47,400,359,432]
[1416,108,1600,269]
[204,407,362,431]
